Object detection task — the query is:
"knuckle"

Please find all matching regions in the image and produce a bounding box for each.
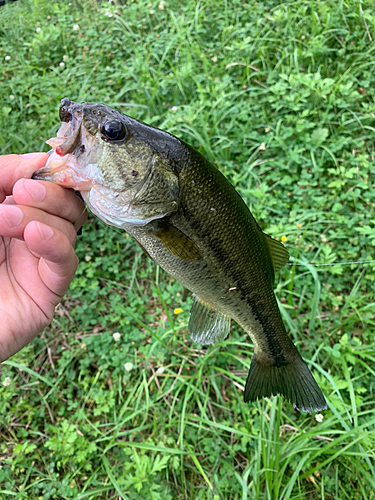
[61,221,77,246]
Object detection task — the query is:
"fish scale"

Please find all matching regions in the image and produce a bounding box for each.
[33,97,327,413]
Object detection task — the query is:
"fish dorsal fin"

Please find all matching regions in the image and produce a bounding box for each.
[188,296,231,345]
[152,222,202,261]
[262,233,290,273]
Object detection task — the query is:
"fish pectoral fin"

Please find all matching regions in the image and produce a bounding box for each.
[243,350,327,413]
[188,296,231,345]
[262,233,290,273]
[151,222,202,261]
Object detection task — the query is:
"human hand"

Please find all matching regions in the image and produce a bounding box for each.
[0,153,87,362]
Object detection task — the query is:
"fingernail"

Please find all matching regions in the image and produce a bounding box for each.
[23,179,46,202]
[21,152,42,158]
[0,206,23,228]
[36,222,53,240]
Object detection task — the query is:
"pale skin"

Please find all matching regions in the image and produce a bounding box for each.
[0,153,87,362]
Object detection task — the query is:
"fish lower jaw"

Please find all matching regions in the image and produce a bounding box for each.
[32,150,93,191]
[33,167,92,191]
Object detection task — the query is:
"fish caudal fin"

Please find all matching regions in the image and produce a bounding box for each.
[243,351,327,413]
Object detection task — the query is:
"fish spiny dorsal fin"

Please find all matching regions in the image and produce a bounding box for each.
[262,232,290,273]
[188,296,231,345]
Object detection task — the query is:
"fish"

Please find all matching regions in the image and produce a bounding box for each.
[33,97,327,413]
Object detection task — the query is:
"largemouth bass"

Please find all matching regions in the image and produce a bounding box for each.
[33,98,326,413]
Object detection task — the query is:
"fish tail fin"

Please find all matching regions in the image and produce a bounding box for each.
[243,351,327,413]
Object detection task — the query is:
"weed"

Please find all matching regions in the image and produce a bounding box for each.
[1,0,375,498]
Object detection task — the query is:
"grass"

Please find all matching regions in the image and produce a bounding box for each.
[1,0,375,498]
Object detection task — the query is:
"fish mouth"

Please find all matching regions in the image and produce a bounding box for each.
[32,98,94,191]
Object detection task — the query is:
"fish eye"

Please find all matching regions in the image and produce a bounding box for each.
[101,120,126,142]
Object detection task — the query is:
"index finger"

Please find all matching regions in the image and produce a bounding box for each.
[13,178,87,226]
[0,153,49,203]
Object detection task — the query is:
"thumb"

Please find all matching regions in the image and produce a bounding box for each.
[0,153,49,203]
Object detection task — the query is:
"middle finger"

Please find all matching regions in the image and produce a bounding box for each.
[0,204,78,245]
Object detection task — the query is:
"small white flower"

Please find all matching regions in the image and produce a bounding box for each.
[85,255,91,262]
[9,95,15,100]
[73,24,80,31]
[113,332,121,342]
[105,11,113,17]
[124,362,133,372]
[315,413,324,423]
[2,377,11,387]
[5,56,11,61]
[36,27,41,33]
[156,366,165,375]
[63,55,68,61]
[59,62,65,67]
[171,106,178,112]
[158,1,165,9]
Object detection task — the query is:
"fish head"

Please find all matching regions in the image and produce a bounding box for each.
[33,98,180,227]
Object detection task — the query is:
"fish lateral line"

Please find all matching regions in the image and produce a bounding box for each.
[288,259,375,267]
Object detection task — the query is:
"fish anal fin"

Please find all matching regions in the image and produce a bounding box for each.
[152,222,202,261]
[263,233,290,273]
[243,351,327,413]
[135,241,152,260]
[188,296,231,345]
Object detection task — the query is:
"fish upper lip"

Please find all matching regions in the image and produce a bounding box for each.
[59,97,73,123]
[58,97,84,137]
[52,99,86,156]
[55,121,82,157]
